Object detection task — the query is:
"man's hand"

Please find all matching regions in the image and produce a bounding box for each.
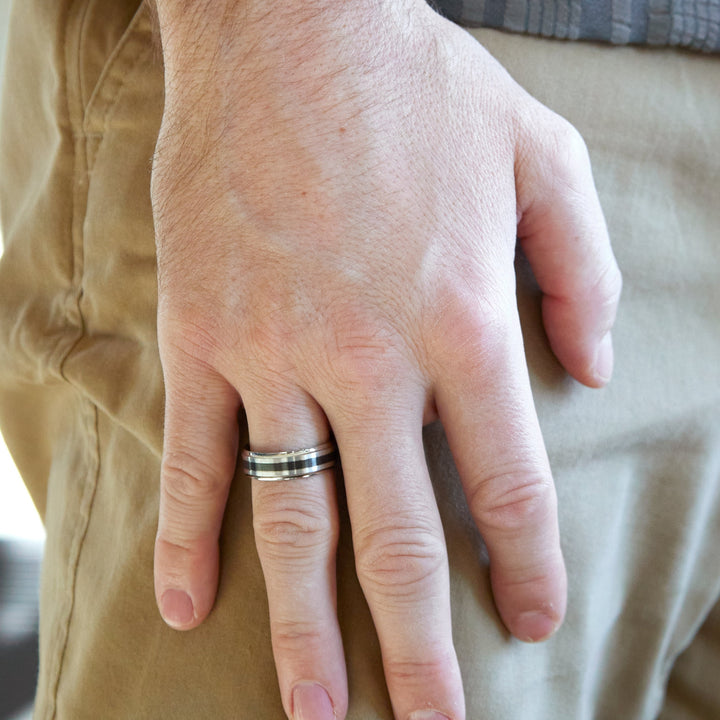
[151,1,621,718]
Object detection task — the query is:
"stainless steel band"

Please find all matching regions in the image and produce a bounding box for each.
[241,441,338,481]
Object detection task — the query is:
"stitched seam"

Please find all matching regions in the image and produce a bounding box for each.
[76,0,96,111]
[83,2,146,129]
[47,402,102,720]
[85,42,152,171]
[40,2,92,717]
[44,5,148,718]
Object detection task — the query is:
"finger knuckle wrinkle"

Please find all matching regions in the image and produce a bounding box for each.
[356,526,445,596]
[542,118,590,181]
[496,568,558,592]
[330,343,401,391]
[471,473,554,533]
[322,310,406,384]
[591,260,623,313]
[162,453,227,503]
[271,619,326,653]
[155,534,194,558]
[254,506,335,555]
[385,654,454,685]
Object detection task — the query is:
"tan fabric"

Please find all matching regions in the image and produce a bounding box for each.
[0,1,718,718]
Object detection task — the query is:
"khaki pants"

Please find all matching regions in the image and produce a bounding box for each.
[1,1,719,718]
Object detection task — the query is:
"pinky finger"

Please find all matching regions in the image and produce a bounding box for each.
[155,355,241,630]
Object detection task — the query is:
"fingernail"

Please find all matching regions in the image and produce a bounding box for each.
[514,610,559,643]
[160,589,195,628]
[408,711,451,720]
[593,332,614,384]
[292,682,335,720]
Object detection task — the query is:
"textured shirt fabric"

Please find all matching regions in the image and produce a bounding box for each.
[434,0,720,52]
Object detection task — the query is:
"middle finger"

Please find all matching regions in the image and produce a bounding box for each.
[327,388,465,720]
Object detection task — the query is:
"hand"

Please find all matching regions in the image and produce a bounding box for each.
[150,1,621,718]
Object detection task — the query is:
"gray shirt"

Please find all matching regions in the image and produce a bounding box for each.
[434,0,720,52]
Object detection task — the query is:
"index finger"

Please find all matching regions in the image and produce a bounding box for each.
[433,302,567,643]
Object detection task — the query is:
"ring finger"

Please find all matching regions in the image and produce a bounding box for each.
[244,387,348,720]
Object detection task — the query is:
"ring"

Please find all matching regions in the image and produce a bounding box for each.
[241,440,338,481]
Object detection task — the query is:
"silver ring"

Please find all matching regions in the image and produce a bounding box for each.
[241,441,338,481]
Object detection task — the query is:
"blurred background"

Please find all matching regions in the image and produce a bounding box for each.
[1,1,46,718]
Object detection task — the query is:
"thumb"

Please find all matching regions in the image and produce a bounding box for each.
[515,109,622,388]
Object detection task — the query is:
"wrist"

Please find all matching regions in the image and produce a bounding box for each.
[154,0,432,71]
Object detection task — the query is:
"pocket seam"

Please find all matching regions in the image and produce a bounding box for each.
[82,2,150,133]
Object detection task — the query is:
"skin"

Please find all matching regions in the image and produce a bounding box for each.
[150,0,622,718]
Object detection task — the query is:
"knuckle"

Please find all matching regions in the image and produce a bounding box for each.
[318,312,413,418]
[162,451,228,505]
[329,329,404,389]
[154,534,214,584]
[469,469,555,535]
[591,259,623,314]
[354,520,446,599]
[155,534,194,560]
[238,317,300,388]
[528,112,591,188]
[384,653,456,686]
[159,309,224,367]
[244,307,297,358]
[427,288,512,375]
[542,114,588,164]
[243,300,403,396]
[550,116,588,157]
[331,339,393,385]
[495,567,558,592]
[270,618,326,655]
[253,497,336,560]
